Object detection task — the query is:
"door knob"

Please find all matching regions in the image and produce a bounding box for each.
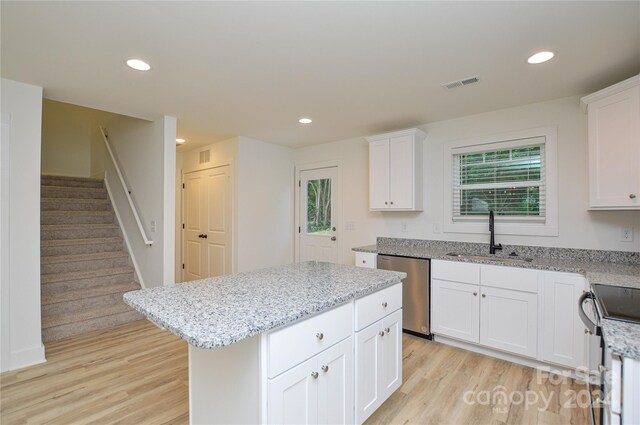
[330,236,337,241]
[332,227,336,231]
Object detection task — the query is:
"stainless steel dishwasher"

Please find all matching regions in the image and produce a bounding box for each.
[377,255,431,339]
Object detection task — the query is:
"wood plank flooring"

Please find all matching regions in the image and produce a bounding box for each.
[1,321,590,424]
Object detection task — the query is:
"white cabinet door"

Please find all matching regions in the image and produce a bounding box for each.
[388,135,414,209]
[317,338,353,425]
[355,320,383,424]
[369,139,390,210]
[381,309,402,399]
[587,84,640,209]
[432,279,480,343]
[268,356,319,425]
[542,272,587,369]
[480,286,538,358]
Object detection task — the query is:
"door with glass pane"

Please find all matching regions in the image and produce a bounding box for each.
[298,167,338,263]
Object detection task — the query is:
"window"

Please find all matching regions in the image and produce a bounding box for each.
[453,143,545,221]
[306,178,332,235]
[443,127,558,236]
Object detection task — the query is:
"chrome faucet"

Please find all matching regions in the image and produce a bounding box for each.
[489,210,502,255]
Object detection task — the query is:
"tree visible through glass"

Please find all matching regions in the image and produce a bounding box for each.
[307,178,332,234]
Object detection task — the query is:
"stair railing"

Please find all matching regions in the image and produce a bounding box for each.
[99,126,154,246]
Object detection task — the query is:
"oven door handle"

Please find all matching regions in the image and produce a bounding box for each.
[578,291,598,334]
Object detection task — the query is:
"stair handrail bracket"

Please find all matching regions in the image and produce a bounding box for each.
[99,126,154,246]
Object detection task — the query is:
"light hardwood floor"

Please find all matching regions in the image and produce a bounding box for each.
[1,320,590,424]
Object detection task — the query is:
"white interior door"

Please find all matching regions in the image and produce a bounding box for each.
[183,166,232,281]
[298,167,338,263]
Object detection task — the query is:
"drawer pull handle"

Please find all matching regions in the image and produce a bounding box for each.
[316,332,324,340]
[379,331,385,337]
[311,371,319,379]
[473,292,478,296]
[382,302,388,308]
[385,327,390,334]
[321,365,329,373]
[482,294,486,298]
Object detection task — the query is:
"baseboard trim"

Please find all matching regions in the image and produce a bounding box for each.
[8,344,46,371]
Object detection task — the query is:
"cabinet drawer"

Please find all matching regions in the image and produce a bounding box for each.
[481,265,538,293]
[356,252,377,269]
[268,302,352,378]
[355,283,402,331]
[432,260,480,285]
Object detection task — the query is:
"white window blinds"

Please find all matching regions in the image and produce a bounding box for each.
[452,137,546,222]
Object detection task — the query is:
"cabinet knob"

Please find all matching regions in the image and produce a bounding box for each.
[630,194,637,199]
[379,331,385,337]
[384,201,388,205]
[382,302,388,308]
[311,371,319,379]
[316,332,324,340]
[385,327,390,334]
[362,260,366,264]
[321,365,329,373]
[473,292,478,296]
[482,294,486,298]
[584,329,593,335]
[390,201,394,205]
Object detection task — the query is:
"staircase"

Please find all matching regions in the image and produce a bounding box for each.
[41,175,143,342]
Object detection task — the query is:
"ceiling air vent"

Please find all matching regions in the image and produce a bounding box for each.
[199,150,210,164]
[442,75,480,90]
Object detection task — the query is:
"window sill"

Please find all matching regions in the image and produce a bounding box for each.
[443,221,558,237]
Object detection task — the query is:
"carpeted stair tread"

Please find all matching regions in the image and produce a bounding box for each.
[42,302,137,329]
[41,237,122,247]
[41,266,134,284]
[42,311,145,342]
[42,282,140,305]
[41,250,129,266]
[41,175,103,183]
[41,185,107,193]
[42,223,118,230]
[41,210,114,217]
[42,197,110,205]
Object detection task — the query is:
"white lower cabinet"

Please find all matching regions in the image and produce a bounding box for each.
[431,279,480,343]
[268,337,353,425]
[355,308,402,425]
[542,272,588,369]
[479,286,537,358]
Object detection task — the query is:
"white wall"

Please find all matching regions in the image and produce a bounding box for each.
[178,136,294,277]
[236,137,294,272]
[295,95,640,265]
[41,99,117,178]
[103,114,176,287]
[0,78,45,372]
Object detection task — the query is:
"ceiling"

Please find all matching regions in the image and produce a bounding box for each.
[2,1,639,150]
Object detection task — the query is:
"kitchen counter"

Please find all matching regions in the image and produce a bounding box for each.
[124,261,405,349]
[355,238,640,360]
[353,240,640,289]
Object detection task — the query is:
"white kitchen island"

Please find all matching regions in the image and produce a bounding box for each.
[124,262,405,425]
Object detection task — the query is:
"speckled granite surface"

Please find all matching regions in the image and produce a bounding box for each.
[124,261,405,349]
[601,319,640,360]
[354,238,640,359]
[353,238,640,288]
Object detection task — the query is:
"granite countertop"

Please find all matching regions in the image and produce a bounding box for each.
[354,238,640,360]
[353,243,640,289]
[124,261,406,349]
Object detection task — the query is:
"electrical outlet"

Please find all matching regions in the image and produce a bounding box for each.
[401,222,408,232]
[344,221,355,231]
[621,227,633,242]
[433,223,441,234]
[150,220,157,233]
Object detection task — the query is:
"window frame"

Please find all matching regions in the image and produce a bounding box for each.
[443,126,558,237]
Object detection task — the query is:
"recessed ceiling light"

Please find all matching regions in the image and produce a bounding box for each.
[176,138,186,144]
[527,51,555,64]
[126,58,151,71]
[299,118,312,124]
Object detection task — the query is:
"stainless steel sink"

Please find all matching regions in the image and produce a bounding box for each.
[446,253,533,263]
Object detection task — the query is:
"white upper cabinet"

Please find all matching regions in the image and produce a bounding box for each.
[581,75,640,209]
[367,128,425,211]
